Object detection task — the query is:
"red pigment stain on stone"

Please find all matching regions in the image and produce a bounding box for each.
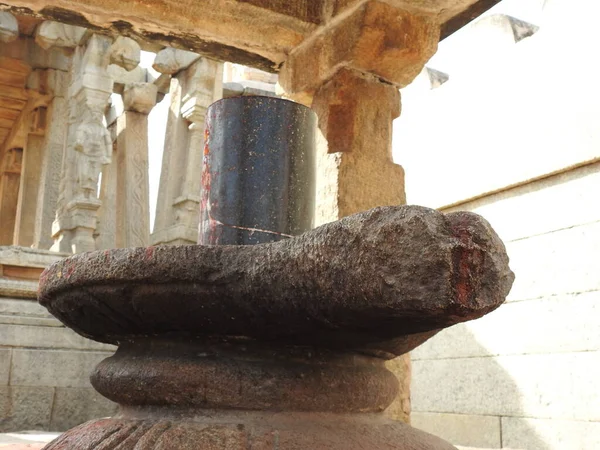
[65,262,76,279]
[450,217,480,308]
[145,246,155,260]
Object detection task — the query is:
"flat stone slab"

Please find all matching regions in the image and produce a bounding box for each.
[38,205,514,358]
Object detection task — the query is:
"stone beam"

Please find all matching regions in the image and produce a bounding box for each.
[3,0,504,72]
[2,0,313,72]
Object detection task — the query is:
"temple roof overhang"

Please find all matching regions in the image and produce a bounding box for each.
[3,0,501,73]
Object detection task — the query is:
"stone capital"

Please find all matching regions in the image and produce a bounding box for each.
[279,0,439,95]
[34,21,87,50]
[0,11,18,43]
[110,36,141,71]
[123,82,158,114]
[152,48,201,75]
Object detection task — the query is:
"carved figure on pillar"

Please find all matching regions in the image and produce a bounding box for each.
[72,110,112,200]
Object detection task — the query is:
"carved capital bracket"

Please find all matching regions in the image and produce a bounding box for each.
[152,48,201,75]
[279,0,439,97]
[0,11,18,43]
[123,82,158,114]
[34,20,87,50]
[109,36,141,71]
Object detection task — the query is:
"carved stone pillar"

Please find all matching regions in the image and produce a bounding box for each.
[113,82,157,248]
[31,70,70,250]
[151,56,223,246]
[0,148,22,245]
[95,122,117,250]
[51,34,114,253]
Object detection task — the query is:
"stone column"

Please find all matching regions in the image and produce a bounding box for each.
[50,34,114,253]
[279,1,440,423]
[95,122,117,250]
[151,55,223,245]
[32,70,70,250]
[0,147,22,245]
[113,82,157,248]
[47,31,140,253]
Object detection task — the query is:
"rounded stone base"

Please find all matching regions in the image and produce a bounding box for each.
[43,411,457,450]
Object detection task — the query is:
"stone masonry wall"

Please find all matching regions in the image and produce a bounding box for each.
[410,163,600,448]
[393,1,600,448]
[0,297,117,431]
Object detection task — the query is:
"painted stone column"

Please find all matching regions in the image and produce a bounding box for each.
[113,82,157,248]
[151,56,223,246]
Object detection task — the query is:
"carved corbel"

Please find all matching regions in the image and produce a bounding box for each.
[34,21,87,49]
[0,11,18,43]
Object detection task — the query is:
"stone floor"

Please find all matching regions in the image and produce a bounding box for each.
[0,431,60,449]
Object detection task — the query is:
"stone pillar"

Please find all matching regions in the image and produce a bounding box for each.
[50,34,114,253]
[0,147,22,245]
[95,123,117,250]
[32,70,71,250]
[13,130,44,247]
[113,82,157,248]
[151,56,223,245]
[278,1,440,423]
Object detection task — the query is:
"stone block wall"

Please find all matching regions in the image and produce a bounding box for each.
[0,297,117,432]
[410,163,600,449]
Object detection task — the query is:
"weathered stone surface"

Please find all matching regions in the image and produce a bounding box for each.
[122,82,157,114]
[0,324,115,351]
[413,292,600,360]
[49,388,118,431]
[280,0,439,94]
[506,220,600,302]
[0,298,53,318]
[0,349,10,385]
[2,0,491,72]
[152,48,200,75]
[311,69,405,221]
[0,278,39,299]
[40,205,513,355]
[109,36,141,71]
[412,352,600,421]
[0,11,18,43]
[44,414,457,450]
[502,416,600,450]
[114,107,152,247]
[10,349,112,389]
[34,21,87,49]
[0,386,54,432]
[151,58,223,246]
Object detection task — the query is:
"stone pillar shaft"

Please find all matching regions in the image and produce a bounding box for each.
[0,148,22,245]
[115,111,150,247]
[151,57,223,246]
[32,70,70,250]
